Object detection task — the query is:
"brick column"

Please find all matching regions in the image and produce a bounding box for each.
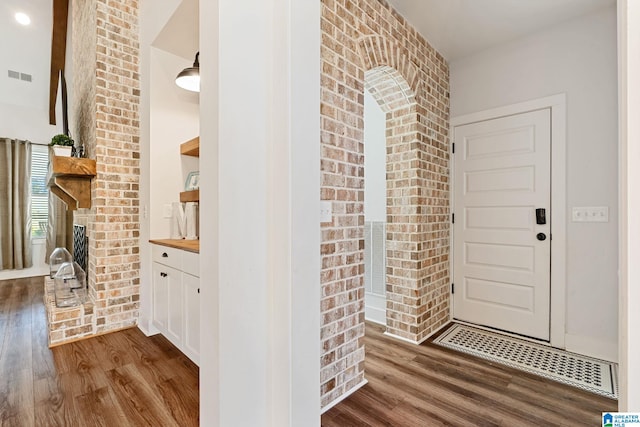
[320,0,450,408]
[71,0,140,340]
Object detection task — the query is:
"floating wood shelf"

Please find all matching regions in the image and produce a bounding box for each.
[47,156,96,210]
[180,137,200,157]
[180,189,199,203]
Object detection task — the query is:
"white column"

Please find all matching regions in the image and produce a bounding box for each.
[618,0,640,411]
[199,0,321,425]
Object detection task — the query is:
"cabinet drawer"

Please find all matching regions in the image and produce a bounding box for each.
[183,251,199,277]
[152,245,183,270]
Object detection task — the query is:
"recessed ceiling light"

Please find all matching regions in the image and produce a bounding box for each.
[15,12,31,26]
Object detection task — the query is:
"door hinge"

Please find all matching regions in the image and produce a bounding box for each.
[451,283,455,294]
[452,143,455,154]
[452,213,455,224]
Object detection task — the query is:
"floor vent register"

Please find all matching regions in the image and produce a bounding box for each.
[433,323,618,399]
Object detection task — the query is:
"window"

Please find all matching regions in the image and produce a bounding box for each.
[31,144,48,238]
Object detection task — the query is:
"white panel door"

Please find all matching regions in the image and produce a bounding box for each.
[453,109,551,340]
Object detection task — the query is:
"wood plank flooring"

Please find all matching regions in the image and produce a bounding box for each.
[1,276,618,426]
[322,322,617,427]
[0,276,199,426]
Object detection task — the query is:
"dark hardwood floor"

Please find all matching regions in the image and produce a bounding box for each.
[322,322,617,427]
[0,276,199,426]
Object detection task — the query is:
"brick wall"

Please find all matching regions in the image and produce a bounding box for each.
[320,0,450,408]
[44,276,95,346]
[59,0,140,345]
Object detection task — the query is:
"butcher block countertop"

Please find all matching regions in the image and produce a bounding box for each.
[149,239,199,253]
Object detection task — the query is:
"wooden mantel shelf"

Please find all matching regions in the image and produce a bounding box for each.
[47,156,96,210]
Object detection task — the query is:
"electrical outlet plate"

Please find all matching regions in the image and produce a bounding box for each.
[572,206,609,223]
[320,201,332,223]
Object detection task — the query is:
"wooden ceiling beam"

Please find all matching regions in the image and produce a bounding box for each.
[49,0,69,125]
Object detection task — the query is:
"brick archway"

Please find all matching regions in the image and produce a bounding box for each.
[358,35,421,98]
[320,0,450,408]
[364,65,425,339]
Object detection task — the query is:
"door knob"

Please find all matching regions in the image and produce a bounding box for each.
[537,233,547,241]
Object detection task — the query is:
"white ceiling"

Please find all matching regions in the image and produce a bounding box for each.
[0,0,617,112]
[0,0,52,110]
[387,0,615,61]
[153,0,199,61]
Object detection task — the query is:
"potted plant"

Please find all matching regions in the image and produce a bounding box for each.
[50,134,75,157]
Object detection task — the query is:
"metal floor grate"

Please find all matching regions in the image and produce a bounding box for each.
[433,323,618,399]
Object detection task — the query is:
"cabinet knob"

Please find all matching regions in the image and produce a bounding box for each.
[197,288,200,294]
[162,252,168,258]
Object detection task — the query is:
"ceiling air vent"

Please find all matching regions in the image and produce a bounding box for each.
[7,70,33,82]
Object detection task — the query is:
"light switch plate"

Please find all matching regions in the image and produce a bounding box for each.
[572,206,609,222]
[320,201,332,223]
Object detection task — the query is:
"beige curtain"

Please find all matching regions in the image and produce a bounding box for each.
[0,138,33,270]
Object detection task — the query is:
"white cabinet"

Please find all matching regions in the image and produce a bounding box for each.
[151,244,200,364]
[183,273,200,363]
[152,263,182,345]
[166,266,184,345]
[151,262,169,332]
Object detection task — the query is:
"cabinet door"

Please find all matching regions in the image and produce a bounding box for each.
[151,262,169,334]
[183,273,200,364]
[166,266,184,347]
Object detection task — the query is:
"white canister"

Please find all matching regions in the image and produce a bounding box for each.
[184,202,198,240]
[170,202,186,239]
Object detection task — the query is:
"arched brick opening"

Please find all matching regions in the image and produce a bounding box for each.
[365,65,425,339]
[320,0,450,408]
[362,51,449,345]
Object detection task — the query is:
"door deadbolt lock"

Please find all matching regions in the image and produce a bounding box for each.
[536,233,547,241]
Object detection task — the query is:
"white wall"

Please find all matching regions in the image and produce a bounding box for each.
[200,0,321,425]
[450,6,618,360]
[138,0,187,334]
[0,103,60,145]
[364,90,386,222]
[149,47,199,238]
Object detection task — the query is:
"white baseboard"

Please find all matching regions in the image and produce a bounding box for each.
[565,333,618,363]
[321,379,368,413]
[364,306,386,325]
[0,267,49,281]
[364,315,386,326]
[137,316,158,337]
[384,322,449,345]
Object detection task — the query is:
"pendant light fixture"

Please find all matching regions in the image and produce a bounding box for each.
[175,52,200,92]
